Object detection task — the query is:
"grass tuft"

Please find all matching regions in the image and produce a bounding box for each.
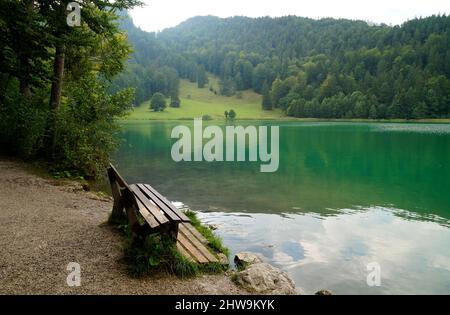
[184,209,229,257]
[114,208,229,278]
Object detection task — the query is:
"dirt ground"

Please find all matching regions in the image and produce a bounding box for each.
[0,159,246,295]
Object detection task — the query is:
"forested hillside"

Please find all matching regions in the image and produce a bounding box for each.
[115,14,450,119]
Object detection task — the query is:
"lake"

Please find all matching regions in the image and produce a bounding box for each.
[114,121,450,294]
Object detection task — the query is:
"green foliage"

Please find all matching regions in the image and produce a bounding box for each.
[0,1,141,178]
[219,78,236,96]
[261,82,272,110]
[0,77,48,157]
[123,233,181,277]
[150,92,167,111]
[197,65,208,88]
[115,13,450,119]
[54,74,134,178]
[120,209,229,278]
[170,95,181,108]
[184,210,229,256]
[228,109,236,120]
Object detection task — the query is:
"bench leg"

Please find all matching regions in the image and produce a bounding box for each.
[109,181,127,224]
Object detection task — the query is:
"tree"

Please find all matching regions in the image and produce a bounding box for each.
[150,93,167,111]
[0,1,141,177]
[42,0,141,154]
[219,78,236,96]
[261,81,272,110]
[369,104,378,119]
[197,65,207,88]
[271,77,284,107]
[170,95,180,108]
[112,14,450,120]
[228,109,236,119]
[253,63,271,93]
[224,110,229,119]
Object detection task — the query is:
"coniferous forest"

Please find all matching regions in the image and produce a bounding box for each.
[114,13,450,119]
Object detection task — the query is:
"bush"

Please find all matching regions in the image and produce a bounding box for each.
[0,75,48,158]
[202,114,212,121]
[150,92,167,112]
[54,75,134,178]
[228,109,236,120]
[0,72,133,179]
[170,95,181,108]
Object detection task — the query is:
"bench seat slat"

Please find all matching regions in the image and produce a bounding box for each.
[143,184,191,222]
[177,232,209,263]
[130,184,169,225]
[137,184,185,223]
[181,223,208,245]
[176,242,196,262]
[179,224,218,263]
[135,198,159,229]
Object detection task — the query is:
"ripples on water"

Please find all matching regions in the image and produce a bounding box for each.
[371,123,450,135]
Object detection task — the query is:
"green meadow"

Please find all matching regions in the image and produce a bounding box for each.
[123,76,450,123]
[124,76,285,121]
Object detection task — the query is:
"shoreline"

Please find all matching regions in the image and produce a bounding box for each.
[118,117,450,124]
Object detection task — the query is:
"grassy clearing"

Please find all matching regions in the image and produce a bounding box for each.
[116,209,228,278]
[121,75,450,123]
[124,76,285,121]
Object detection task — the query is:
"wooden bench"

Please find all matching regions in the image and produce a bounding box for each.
[107,163,218,264]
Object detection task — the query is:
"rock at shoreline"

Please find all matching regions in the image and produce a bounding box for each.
[234,262,297,295]
[208,224,219,230]
[234,252,263,267]
[315,289,334,295]
[217,253,229,266]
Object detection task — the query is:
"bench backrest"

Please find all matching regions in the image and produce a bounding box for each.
[107,163,131,192]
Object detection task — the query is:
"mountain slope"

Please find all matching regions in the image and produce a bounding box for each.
[114,13,450,119]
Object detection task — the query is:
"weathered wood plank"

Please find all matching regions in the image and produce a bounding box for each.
[179,226,218,263]
[108,163,131,190]
[130,184,169,225]
[143,184,191,222]
[177,232,209,263]
[176,242,196,262]
[135,198,159,229]
[137,184,184,222]
[181,223,208,245]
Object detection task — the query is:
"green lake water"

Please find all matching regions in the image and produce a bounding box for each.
[114,121,450,294]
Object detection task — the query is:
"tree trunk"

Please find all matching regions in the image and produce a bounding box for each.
[18,53,32,100]
[46,44,66,157]
[49,44,65,111]
[19,80,32,100]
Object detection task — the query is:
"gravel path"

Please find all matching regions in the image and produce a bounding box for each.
[0,159,245,295]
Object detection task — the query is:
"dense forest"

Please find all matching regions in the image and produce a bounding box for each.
[115,13,450,119]
[0,1,141,177]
